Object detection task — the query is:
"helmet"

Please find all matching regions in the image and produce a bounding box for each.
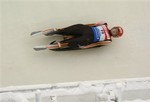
[116,26,124,37]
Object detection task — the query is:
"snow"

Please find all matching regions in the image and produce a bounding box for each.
[0,78,150,102]
[0,92,150,102]
[123,99,150,102]
[0,92,29,102]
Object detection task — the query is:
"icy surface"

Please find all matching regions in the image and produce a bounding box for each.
[1,0,150,87]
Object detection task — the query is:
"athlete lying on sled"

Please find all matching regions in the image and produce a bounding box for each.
[31,21,124,51]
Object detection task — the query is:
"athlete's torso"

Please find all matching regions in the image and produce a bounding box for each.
[91,24,111,42]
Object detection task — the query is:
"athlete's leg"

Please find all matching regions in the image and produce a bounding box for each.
[31,28,59,36]
[57,24,86,35]
[41,24,86,36]
[31,24,87,36]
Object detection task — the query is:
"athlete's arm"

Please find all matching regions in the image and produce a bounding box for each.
[85,23,97,27]
[46,42,69,49]
[85,21,107,27]
[79,40,112,49]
